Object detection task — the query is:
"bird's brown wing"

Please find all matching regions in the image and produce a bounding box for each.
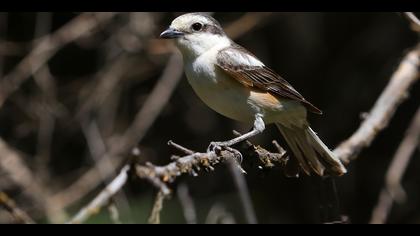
[216,44,322,114]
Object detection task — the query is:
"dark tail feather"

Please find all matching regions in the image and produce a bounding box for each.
[276,123,347,176]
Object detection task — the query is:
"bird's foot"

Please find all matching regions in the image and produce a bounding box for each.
[207,141,225,153]
[207,142,244,165]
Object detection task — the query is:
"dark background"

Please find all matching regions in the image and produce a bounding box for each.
[0,12,419,224]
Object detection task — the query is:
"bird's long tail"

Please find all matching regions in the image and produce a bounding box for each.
[275,123,347,176]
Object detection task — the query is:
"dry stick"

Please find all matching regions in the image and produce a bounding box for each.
[370,108,420,224]
[0,12,118,108]
[139,145,284,186]
[107,202,122,224]
[345,12,420,224]
[205,203,236,224]
[148,191,166,224]
[177,183,197,224]
[34,89,56,181]
[66,139,285,224]
[67,165,130,224]
[403,12,420,32]
[80,120,132,222]
[0,192,35,224]
[168,140,195,155]
[137,141,283,221]
[144,139,283,224]
[334,45,420,164]
[386,108,420,202]
[0,138,47,211]
[229,130,258,224]
[228,161,258,224]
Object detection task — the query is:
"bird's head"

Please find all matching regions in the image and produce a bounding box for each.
[160,13,230,58]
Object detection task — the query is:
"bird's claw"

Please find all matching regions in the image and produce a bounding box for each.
[207,142,224,153]
[207,142,243,165]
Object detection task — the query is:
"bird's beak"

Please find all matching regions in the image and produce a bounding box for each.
[160,28,184,39]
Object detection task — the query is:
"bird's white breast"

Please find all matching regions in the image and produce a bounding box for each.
[184,48,254,123]
[183,45,306,126]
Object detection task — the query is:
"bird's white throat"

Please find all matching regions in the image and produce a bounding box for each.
[175,33,231,61]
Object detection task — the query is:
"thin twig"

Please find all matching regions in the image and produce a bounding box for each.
[67,165,130,224]
[385,108,420,201]
[177,183,197,224]
[0,138,48,211]
[205,203,236,224]
[168,140,195,155]
[107,201,122,224]
[138,141,286,185]
[227,161,258,224]
[148,191,166,224]
[0,192,35,224]
[80,120,132,222]
[402,12,420,32]
[370,107,420,224]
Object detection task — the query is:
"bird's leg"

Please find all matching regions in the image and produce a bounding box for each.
[208,114,265,152]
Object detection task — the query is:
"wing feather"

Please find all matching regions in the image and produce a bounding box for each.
[216,44,322,114]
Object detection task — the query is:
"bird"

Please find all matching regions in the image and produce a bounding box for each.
[160,13,346,176]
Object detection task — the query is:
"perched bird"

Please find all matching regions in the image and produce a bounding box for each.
[160,13,346,176]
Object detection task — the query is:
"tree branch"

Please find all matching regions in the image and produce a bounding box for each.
[334,44,420,164]
[0,192,35,224]
[370,107,420,224]
[67,138,286,224]
[228,161,258,224]
[402,12,420,32]
[67,165,130,224]
[177,183,197,224]
[0,138,48,211]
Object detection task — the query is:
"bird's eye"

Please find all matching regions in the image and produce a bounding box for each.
[191,23,203,31]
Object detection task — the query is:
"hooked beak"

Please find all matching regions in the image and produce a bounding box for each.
[160,28,184,39]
